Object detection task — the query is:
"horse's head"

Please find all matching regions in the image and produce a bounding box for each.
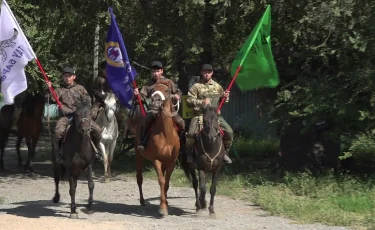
[73,99,92,136]
[202,105,220,143]
[150,81,172,110]
[104,92,117,121]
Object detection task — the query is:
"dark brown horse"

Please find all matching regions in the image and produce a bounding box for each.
[134,81,180,216]
[0,93,45,172]
[52,99,95,218]
[180,105,225,216]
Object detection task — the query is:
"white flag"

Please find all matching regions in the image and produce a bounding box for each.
[0,0,35,104]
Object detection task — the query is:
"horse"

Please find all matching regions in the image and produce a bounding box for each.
[134,81,180,216]
[94,92,118,182]
[52,99,95,218]
[180,105,225,216]
[0,93,45,172]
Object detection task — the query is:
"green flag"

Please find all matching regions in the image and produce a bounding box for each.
[231,5,279,91]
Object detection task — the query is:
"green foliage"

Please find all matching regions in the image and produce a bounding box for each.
[233,137,279,159]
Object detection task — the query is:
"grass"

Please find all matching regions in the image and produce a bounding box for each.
[113,138,375,229]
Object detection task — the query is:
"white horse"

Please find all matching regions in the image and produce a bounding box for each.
[95,92,119,181]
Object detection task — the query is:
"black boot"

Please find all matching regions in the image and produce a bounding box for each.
[137,124,148,151]
[92,137,103,162]
[54,138,64,164]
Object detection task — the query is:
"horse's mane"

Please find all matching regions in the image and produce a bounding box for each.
[203,106,218,120]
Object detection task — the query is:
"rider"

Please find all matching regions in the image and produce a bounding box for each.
[91,61,112,120]
[185,64,233,164]
[9,90,27,133]
[133,61,185,151]
[47,67,103,164]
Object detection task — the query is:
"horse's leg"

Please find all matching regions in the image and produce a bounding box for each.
[0,134,4,170]
[190,167,200,211]
[154,160,168,216]
[99,142,109,181]
[209,165,222,216]
[24,137,33,172]
[0,129,9,170]
[108,139,117,178]
[16,136,23,167]
[164,162,177,207]
[52,164,61,203]
[69,170,79,218]
[28,132,41,173]
[136,152,146,206]
[86,164,95,210]
[198,170,207,209]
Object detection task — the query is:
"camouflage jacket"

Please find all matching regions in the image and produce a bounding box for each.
[186,78,229,116]
[93,76,111,103]
[52,83,92,117]
[140,76,182,111]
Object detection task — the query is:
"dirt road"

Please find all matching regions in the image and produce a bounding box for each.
[0,137,348,230]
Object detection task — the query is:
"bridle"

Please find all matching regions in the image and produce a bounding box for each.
[151,83,180,118]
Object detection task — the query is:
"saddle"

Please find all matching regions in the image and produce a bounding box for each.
[194,115,223,139]
[59,118,99,154]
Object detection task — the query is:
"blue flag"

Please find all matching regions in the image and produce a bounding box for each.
[105,7,137,109]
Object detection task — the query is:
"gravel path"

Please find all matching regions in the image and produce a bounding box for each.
[0,136,349,230]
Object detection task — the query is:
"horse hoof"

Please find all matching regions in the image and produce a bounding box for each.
[209,212,216,218]
[52,194,60,203]
[82,207,95,215]
[104,178,110,183]
[159,208,168,217]
[69,213,79,219]
[140,199,146,206]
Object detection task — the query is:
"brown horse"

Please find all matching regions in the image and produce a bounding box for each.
[0,93,45,172]
[52,99,95,218]
[180,105,225,216]
[134,81,180,216]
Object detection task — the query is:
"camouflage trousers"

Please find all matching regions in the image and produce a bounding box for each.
[186,115,233,152]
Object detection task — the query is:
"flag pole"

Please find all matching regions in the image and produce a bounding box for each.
[2,0,63,110]
[34,59,63,110]
[216,65,242,113]
[132,81,146,116]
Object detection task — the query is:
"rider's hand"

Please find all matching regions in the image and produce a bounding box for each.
[202,98,210,105]
[222,90,230,98]
[46,81,52,88]
[173,94,180,100]
[134,88,139,96]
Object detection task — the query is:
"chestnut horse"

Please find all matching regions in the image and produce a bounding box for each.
[134,81,180,216]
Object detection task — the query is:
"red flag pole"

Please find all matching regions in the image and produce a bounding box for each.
[132,80,146,116]
[34,58,63,110]
[216,65,242,113]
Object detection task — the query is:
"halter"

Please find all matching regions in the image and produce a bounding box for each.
[151,83,180,117]
[78,117,92,136]
[199,135,222,172]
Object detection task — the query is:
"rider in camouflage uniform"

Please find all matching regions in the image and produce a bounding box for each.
[134,61,185,151]
[186,64,233,164]
[91,61,112,120]
[48,67,103,164]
